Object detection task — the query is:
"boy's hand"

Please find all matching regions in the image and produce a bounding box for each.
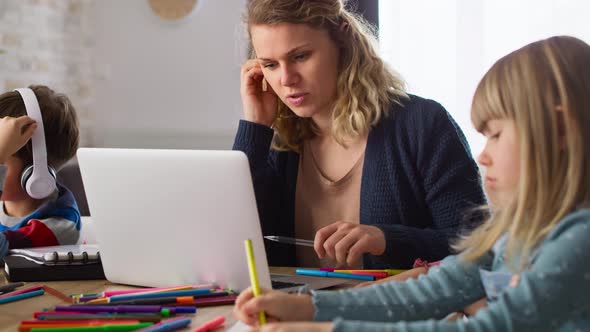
[234,287,315,326]
[0,116,37,163]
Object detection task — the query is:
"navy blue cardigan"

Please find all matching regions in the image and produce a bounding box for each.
[233,95,486,268]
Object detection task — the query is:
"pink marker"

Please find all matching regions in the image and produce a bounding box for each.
[102,284,214,297]
[191,315,225,332]
[0,285,44,299]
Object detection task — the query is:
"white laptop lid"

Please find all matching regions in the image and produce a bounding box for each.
[77,148,271,291]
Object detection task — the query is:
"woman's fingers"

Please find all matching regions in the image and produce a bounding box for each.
[332,231,358,265]
[314,223,340,258]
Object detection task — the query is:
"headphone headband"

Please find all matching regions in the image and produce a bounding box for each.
[14,88,56,199]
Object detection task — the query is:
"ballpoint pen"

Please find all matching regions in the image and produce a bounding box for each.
[264,236,314,247]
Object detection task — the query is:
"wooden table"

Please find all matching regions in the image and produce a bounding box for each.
[0,267,297,331]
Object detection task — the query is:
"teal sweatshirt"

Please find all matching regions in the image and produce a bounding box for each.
[312,208,590,331]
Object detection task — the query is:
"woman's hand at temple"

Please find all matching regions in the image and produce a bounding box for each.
[240,59,278,127]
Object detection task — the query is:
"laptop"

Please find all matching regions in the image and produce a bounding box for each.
[77,148,350,292]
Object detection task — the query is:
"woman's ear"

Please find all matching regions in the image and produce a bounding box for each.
[339,21,349,32]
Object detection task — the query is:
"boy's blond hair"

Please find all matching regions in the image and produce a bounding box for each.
[0,85,79,170]
[245,0,407,151]
[455,36,590,269]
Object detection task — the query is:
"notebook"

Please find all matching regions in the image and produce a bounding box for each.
[9,244,100,265]
[3,255,106,282]
[77,148,349,292]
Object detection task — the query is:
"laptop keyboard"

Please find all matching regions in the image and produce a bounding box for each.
[271,280,305,289]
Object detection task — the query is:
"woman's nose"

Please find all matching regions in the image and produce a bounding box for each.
[280,65,299,86]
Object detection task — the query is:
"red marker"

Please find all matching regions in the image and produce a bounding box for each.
[190,315,225,332]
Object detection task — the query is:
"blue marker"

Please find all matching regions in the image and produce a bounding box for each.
[109,289,210,302]
[0,289,44,304]
[136,316,191,332]
[296,269,375,281]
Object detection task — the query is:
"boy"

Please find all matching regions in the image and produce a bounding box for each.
[0,85,81,260]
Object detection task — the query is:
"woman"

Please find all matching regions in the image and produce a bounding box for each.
[233,0,485,269]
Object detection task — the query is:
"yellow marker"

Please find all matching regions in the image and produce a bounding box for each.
[244,239,266,325]
[85,297,109,304]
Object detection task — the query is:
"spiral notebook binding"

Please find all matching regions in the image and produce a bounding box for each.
[9,245,100,266]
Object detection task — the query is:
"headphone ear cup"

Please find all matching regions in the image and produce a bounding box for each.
[48,166,57,182]
[20,164,34,192]
[21,164,58,197]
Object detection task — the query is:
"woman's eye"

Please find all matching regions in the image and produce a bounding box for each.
[263,63,276,69]
[294,53,308,61]
[490,131,501,140]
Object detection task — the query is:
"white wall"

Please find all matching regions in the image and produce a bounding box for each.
[90,0,248,150]
[379,0,590,156]
[0,0,97,146]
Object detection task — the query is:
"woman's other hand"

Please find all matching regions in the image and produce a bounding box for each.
[314,221,386,267]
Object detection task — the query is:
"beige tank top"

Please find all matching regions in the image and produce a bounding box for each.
[294,141,365,268]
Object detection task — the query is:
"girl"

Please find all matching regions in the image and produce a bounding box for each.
[234,35,590,331]
[233,0,484,269]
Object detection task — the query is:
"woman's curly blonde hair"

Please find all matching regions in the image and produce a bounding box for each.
[245,0,407,151]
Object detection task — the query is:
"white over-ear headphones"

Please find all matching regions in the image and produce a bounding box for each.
[14,88,57,199]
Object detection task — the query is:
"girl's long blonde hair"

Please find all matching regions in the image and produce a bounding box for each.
[455,36,590,269]
[245,0,407,151]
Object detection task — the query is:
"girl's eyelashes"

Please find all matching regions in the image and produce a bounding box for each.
[262,62,276,69]
[489,131,501,140]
